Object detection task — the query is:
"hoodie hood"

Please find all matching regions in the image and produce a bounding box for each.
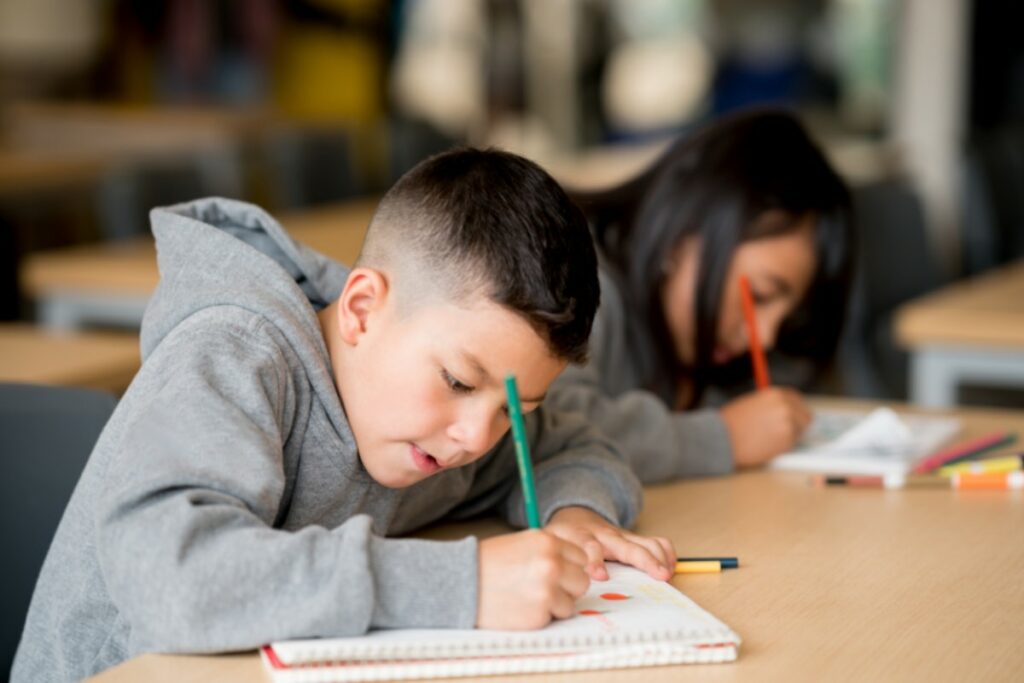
[142,197,351,364]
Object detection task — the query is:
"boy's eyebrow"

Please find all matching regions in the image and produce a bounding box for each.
[459,350,547,403]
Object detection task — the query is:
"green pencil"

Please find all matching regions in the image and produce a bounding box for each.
[505,374,541,529]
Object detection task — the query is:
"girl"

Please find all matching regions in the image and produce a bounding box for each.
[549,109,854,482]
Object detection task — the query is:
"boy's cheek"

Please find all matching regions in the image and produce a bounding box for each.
[459,446,497,469]
[481,423,515,461]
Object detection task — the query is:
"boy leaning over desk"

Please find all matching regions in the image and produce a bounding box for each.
[12,148,676,682]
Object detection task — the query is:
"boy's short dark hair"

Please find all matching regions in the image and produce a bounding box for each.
[358,147,599,364]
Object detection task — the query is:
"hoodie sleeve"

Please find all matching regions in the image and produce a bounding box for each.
[548,365,735,484]
[496,405,644,529]
[544,276,736,484]
[96,308,478,654]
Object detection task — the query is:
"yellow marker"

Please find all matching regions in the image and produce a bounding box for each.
[938,455,1023,476]
[674,560,722,574]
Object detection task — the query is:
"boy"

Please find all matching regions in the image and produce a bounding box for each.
[13,148,675,682]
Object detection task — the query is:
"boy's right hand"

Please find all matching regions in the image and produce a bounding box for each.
[721,387,812,468]
[476,530,590,630]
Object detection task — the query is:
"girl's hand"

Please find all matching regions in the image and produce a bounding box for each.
[721,387,812,467]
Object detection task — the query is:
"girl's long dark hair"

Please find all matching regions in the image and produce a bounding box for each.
[572,108,854,407]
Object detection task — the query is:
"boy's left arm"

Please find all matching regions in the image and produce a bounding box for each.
[499,406,676,581]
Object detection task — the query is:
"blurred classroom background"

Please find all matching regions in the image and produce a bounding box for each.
[1,0,1022,409]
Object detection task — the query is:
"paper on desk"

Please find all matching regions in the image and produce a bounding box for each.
[820,407,912,455]
[771,407,961,476]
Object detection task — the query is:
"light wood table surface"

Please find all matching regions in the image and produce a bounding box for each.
[895,259,1024,406]
[20,198,377,329]
[0,323,139,393]
[89,399,1024,682]
[3,101,277,160]
[0,150,109,198]
[0,102,281,202]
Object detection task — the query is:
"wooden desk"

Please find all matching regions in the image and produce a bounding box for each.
[3,102,275,160]
[20,198,377,329]
[88,399,1024,682]
[0,323,139,393]
[0,150,108,198]
[1,102,282,208]
[895,259,1024,406]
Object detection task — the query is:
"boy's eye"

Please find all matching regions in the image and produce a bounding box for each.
[500,402,539,418]
[441,369,474,394]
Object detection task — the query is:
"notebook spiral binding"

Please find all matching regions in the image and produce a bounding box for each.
[286,626,724,664]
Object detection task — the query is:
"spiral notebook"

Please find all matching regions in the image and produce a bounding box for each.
[771,407,961,476]
[260,563,740,682]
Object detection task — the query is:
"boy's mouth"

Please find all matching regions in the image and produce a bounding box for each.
[409,443,442,474]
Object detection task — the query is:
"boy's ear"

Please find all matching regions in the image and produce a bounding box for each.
[337,267,390,345]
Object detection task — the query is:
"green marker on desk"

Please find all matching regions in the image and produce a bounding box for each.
[505,374,541,529]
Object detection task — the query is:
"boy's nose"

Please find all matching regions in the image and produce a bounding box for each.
[449,407,501,458]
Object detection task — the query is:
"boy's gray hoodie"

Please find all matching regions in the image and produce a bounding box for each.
[12,198,642,682]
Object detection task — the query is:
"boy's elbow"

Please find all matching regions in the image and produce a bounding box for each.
[126,596,268,655]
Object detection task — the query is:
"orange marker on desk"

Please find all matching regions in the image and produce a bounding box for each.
[952,471,1024,490]
[738,275,770,389]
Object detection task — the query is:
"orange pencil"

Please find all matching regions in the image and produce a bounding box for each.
[738,275,770,389]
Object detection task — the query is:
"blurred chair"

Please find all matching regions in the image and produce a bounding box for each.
[387,116,459,185]
[262,125,361,210]
[0,383,116,675]
[98,161,213,240]
[839,178,946,399]
[961,126,1024,276]
[0,212,17,320]
[3,102,250,239]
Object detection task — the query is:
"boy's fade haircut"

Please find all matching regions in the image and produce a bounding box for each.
[356,147,599,364]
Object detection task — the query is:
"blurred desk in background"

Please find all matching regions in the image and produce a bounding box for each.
[2,102,275,177]
[541,139,669,190]
[4,101,275,149]
[896,259,1024,406]
[0,324,139,393]
[1,102,282,235]
[3,101,366,219]
[20,198,377,329]
[538,131,899,192]
[0,151,108,198]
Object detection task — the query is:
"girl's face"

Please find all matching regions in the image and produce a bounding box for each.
[661,212,818,368]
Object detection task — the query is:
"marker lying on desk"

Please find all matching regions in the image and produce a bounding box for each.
[938,454,1024,476]
[911,431,1017,474]
[505,374,541,529]
[678,557,739,569]
[814,472,1024,490]
[675,558,740,574]
[675,561,724,574]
